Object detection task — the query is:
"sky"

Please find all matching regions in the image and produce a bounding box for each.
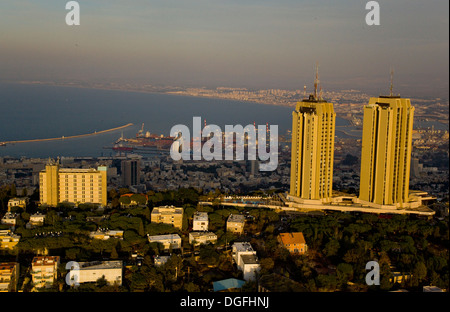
[0,0,448,98]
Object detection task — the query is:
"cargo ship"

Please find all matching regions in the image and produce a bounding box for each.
[106,124,175,152]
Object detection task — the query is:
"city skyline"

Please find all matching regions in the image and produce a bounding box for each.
[0,1,448,98]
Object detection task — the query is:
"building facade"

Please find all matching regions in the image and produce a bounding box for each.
[74,261,123,286]
[147,234,182,251]
[226,214,245,234]
[277,232,308,254]
[231,242,261,281]
[151,206,184,229]
[31,256,60,289]
[189,232,217,246]
[39,159,107,206]
[0,262,19,292]
[121,159,140,187]
[193,211,209,231]
[289,93,336,203]
[359,96,415,207]
[7,197,28,210]
[0,230,20,250]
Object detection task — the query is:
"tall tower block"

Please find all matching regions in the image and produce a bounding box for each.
[359,96,415,207]
[39,159,60,207]
[290,68,336,202]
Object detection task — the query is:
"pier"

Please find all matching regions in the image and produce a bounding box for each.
[0,123,133,146]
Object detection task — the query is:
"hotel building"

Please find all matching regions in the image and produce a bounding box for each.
[39,159,107,207]
[359,96,415,208]
[289,72,335,204]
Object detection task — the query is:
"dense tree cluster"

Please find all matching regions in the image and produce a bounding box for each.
[0,185,448,292]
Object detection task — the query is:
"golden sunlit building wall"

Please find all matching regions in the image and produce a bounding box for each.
[39,159,107,207]
[289,78,336,203]
[359,96,415,208]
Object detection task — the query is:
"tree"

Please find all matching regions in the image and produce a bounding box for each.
[412,261,427,284]
[119,196,131,206]
[259,258,275,275]
[110,246,119,259]
[324,239,340,258]
[317,274,338,292]
[336,263,354,287]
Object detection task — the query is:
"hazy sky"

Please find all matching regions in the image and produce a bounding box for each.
[0,0,448,97]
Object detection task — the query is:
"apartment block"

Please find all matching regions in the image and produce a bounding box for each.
[151,206,184,230]
[359,96,415,208]
[232,242,261,281]
[290,91,336,203]
[226,214,245,234]
[31,256,60,289]
[147,234,182,251]
[193,211,209,231]
[0,262,19,292]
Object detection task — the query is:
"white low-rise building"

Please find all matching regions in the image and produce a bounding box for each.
[232,242,261,281]
[193,212,209,231]
[70,261,123,286]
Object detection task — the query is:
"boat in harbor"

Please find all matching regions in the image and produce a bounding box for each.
[106,123,175,152]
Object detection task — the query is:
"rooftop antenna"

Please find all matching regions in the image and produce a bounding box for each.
[314,62,320,100]
[389,67,394,97]
[303,85,307,98]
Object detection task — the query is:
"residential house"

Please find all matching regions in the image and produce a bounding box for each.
[277,232,308,254]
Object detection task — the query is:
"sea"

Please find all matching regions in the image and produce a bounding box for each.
[0,83,446,159]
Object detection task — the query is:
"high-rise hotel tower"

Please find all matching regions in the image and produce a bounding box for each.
[289,68,336,202]
[359,95,415,208]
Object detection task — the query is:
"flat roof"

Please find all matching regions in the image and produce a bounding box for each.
[240,254,259,265]
[78,260,123,270]
[228,214,245,222]
[148,234,181,241]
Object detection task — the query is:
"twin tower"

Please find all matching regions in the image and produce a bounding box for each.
[289,74,415,209]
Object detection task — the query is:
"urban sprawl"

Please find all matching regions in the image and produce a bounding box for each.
[0,86,448,293]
